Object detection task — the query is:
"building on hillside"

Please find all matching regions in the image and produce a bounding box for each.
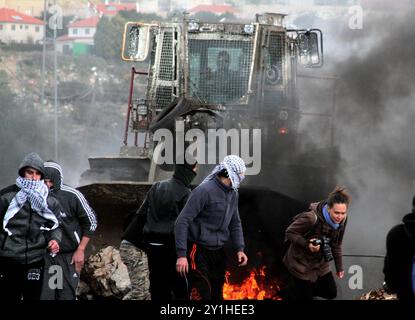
[56,16,99,54]
[0,7,45,44]
[87,1,137,17]
[0,0,45,17]
[87,0,171,16]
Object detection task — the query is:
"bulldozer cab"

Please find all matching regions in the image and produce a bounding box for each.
[117,13,324,173]
[121,13,323,112]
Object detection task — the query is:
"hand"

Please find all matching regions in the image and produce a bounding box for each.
[71,248,85,274]
[176,257,189,277]
[336,271,345,279]
[48,240,59,255]
[237,251,248,266]
[308,238,320,253]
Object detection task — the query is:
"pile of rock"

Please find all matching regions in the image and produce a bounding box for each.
[78,246,131,300]
[359,288,397,300]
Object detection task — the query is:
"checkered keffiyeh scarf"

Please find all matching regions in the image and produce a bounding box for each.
[202,155,246,190]
[3,177,59,236]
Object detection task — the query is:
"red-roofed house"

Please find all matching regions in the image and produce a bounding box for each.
[188,4,237,15]
[57,16,100,54]
[96,2,137,17]
[0,7,45,44]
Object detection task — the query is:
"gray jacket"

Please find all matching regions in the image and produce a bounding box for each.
[175,176,245,257]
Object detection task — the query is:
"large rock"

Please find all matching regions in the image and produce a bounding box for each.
[81,246,131,299]
[359,288,397,300]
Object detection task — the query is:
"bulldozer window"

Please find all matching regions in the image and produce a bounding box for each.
[188,40,253,105]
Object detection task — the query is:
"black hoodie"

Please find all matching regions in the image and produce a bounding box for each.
[0,153,62,264]
[44,162,97,253]
[383,210,415,300]
[123,164,196,247]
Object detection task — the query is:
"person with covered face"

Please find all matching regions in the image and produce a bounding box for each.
[0,152,62,300]
[383,195,415,300]
[281,186,350,300]
[175,155,248,300]
[121,160,197,300]
[40,161,97,300]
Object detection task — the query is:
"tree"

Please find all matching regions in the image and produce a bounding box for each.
[94,16,119,60]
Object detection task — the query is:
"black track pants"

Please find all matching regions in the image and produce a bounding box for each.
[0,259,44,301]
[187,243,227,300]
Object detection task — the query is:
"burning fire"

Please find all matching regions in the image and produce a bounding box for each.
[223,266,282,300]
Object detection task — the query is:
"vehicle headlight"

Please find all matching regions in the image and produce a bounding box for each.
[188,21,200,32]
[279,111,289,121]
[243,24,255,34]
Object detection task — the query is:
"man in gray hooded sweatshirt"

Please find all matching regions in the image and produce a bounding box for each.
[175,155,248,300]
[0,152,62,300]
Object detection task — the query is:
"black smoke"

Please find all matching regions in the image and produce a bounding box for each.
[294,9,415,257]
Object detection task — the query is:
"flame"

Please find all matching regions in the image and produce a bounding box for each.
[222,266,282,300]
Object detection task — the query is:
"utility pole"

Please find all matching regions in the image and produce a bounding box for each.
[41,0,48,104]
[53,0,59,161]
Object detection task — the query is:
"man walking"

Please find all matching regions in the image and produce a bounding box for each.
[121,161,197,300]
[175,155,248,300]
[40,161,97,300]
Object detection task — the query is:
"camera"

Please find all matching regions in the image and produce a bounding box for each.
[321,236,333,262]
[309,236,333,262]
[309,239,322,246]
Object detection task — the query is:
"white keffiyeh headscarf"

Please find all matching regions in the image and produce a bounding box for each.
[3,176,59,236]
[202,155,246,190]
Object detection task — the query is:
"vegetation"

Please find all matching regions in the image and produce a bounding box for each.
[0,49,130,186]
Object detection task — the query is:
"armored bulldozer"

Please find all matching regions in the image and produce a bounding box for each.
[78,13,337,254]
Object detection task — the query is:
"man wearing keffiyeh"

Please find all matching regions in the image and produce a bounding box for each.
[0,152,62,301]
[175,155,248,300]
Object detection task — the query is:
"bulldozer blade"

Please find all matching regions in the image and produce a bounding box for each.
[77,182,152,207]
[77,182,153,251]
[79,157,152,185]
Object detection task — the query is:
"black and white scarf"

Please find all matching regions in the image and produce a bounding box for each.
[3,177,59,236]
[202,155,246,190]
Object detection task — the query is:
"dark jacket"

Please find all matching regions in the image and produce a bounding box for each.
[175,176,245,258]
[44,163,97,253]
[383,212,415,300]
[122,176,191,247]
[0,154,62,265]
[283,201,347,282]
